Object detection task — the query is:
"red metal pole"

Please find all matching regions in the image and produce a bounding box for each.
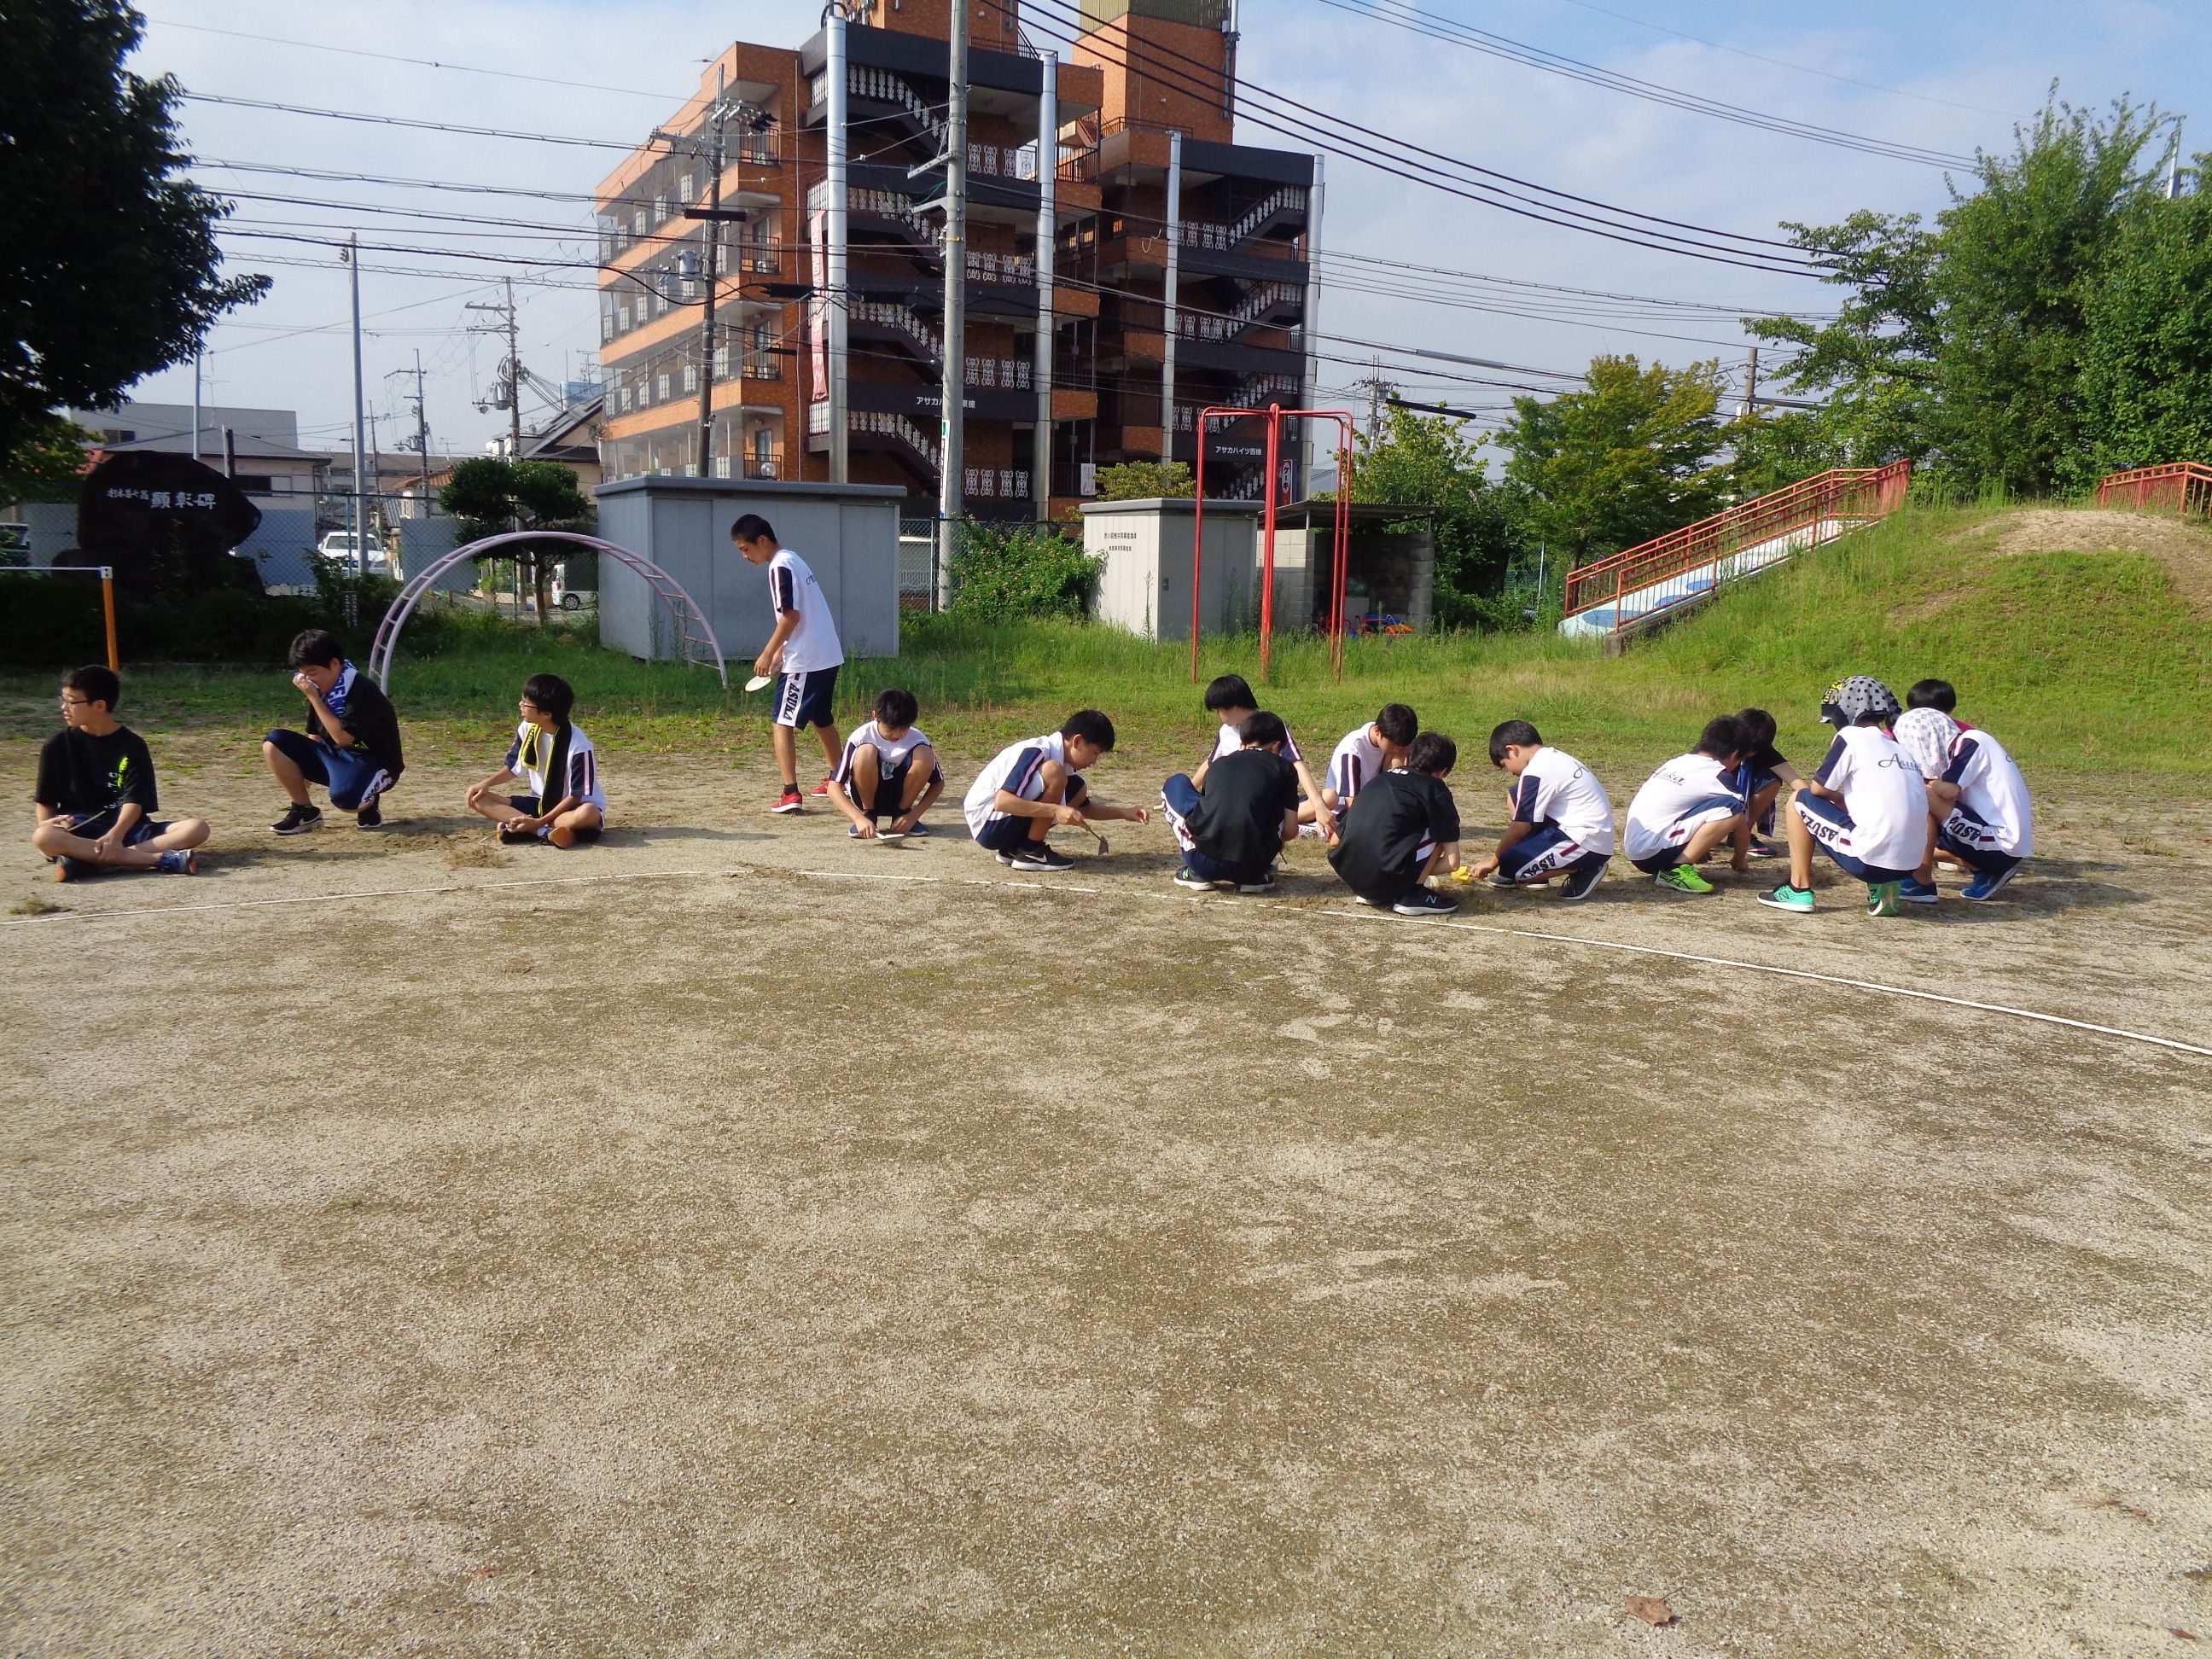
[1331,417,1351,682]
[1259,405,1281,680]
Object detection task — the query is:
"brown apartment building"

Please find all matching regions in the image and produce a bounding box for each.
[594,0,1322,521]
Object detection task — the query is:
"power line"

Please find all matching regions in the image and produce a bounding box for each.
[1013,0,1825,275]
[180,92,646,151]
[1307,0,1975,167]
[144,18,691,102]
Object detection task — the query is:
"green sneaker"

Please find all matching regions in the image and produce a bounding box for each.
[1866,881,1902,917]
[1756,883,1815,914]
[1652,864,1716,895]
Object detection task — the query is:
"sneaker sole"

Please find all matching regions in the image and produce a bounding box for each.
[1900,891,1941,905]
[770,802,805,815]
[272,822,321,835]
[1961,870,2019,901]
[1236,884,1278,895]
[1556,876,1606,904]
[1173,878,1214,892]
[1651,876,1715,895]
[1007,862,1070,876]
[1391,902,1457,916]
[1755,894,1814,913]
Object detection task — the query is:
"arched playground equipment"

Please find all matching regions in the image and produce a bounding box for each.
[367,531,728,690]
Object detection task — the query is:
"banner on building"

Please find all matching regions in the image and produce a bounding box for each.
[808,209,830,402]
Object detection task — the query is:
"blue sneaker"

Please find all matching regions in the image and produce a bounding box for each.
[1898,877,1941,905]
[1962,865,2019,902]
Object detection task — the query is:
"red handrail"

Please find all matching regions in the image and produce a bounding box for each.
[2095,462,2212,517]
[1563,460,1912,627]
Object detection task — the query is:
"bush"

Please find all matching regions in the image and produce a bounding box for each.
[946,523,1103,621]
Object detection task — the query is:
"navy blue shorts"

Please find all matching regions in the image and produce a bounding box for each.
[1936,804,2023,876]
[1792,793,1918,883]
[54,806,167,847]
[1499,823,1610,882]
[973,773,1085,850]
[772,667,839,730]
[266,728,393,810]
[848,757,914,817]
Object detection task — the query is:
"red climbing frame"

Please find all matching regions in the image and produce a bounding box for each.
[1190,405,1357,683]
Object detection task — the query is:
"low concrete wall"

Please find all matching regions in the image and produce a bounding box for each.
[593,478,905,664]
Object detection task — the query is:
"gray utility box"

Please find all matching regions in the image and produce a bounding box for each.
[1079,498,1261,642]
[592,477,905,664]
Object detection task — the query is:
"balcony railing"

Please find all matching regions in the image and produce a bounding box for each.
[964,468,1033,499]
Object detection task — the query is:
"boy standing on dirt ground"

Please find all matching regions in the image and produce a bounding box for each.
[731,514,843,815]
[963,709,1151,875]
[1161,710,1303,895]
[1328,731,1463,916]
[1758,676,1928,918]
[1622,716,1750,896]
[1470,719,1615,903]
[829,687,943,840]
[32,665,210,880]
[1191,673,1335,842]
[264,630,405,834]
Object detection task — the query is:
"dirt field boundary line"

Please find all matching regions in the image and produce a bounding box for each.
[10,858,2209,1059]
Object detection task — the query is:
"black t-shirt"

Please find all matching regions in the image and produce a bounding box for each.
[1190,747,1300,870]
[34,725,159,818]
[1329,769,1460,901]
[305,671,406,778]
[1744,744,1788,773]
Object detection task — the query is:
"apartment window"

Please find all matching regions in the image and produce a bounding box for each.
[678,172,695,202]
[655,374,670,402]
[683,364,698,393]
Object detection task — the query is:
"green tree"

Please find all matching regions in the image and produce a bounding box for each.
[2077,155,2212,478]
[1746,210,1943,470]
[438,457,594,619]
[1497,355,1729,567]
[0,414,94,503]
[1343,405,1524,629]
[1092,459,1195,500]
[946,521,1101,620]
[1932,95,2168,495]
[0,2,269,466]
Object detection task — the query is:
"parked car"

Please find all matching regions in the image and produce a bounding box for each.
[551,566,597,611]
[317,530,391,574]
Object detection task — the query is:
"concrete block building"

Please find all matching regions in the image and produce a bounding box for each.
[592,0,1321,522]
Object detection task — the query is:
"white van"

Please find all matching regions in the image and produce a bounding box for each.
[317,531,390,574]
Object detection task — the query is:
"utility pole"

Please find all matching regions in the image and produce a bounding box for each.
[346,233,368,577]
[2169,119,2187,199]
[935,0,971,602]
[191,351,204,463]
[468,281,525,461]
[1161,130,1182,464]
[1353,364,1395,438]
[675,79,769,479]
[1742,346,1759,419]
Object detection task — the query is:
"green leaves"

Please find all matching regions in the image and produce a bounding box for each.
[946,523,1103,620]
[1093,460,1196,501]
[1344,405,1522,628]
[0,1,270,463]
[2077,166,2212,480]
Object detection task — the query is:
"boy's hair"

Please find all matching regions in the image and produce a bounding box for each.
[1695,715,1746,760]
[1735,707,1778,751]
[1406,731,1457,776]
[1061,708,1115,750]
[1202,672,1256,713]
[872,687,919,729]
[1375,702,1418,746]
[1237,710,1289,749]
[64,664,120,711]
[729,513,777,545]
[1488,719,1542,765]
[1906,678,1957,713]
[521,672,576,722]
[287,629,346,670]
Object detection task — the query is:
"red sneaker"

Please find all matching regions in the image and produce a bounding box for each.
[808,775,832,797]
[771,786,805,814]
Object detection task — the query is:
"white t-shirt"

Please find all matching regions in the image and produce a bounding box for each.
[1943,726,2033,856]
[767,548,843,673]
[963,731,1068,837]
[1810,725,1928,870]
[1623,752,1741,862]
[835,720,940,786]
[1326,725,1390,805]
[1210,719,1304,769]
[1508,746,1615,855]
[504,720,606,811]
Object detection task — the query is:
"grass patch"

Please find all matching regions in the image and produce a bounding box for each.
[8,897,62,917]
[2,504,2204,792]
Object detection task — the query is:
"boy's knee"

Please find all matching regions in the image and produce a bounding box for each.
[175,818,212,847]
[30,822,67,853]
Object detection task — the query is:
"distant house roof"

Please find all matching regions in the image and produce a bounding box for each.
[524,396,604,464]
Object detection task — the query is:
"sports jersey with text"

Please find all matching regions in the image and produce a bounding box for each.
[1810,725,1928,870]
[1622,753,1741,863]
[1942,725,2033,856]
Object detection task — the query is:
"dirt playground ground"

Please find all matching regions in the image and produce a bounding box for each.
[3,740,2210,1656]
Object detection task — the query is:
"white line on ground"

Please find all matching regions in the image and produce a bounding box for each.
[9,858,2208,1058]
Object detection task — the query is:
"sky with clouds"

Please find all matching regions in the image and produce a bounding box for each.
[123,0,2209,459]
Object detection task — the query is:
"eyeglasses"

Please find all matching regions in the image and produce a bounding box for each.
[59,695,91,707]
